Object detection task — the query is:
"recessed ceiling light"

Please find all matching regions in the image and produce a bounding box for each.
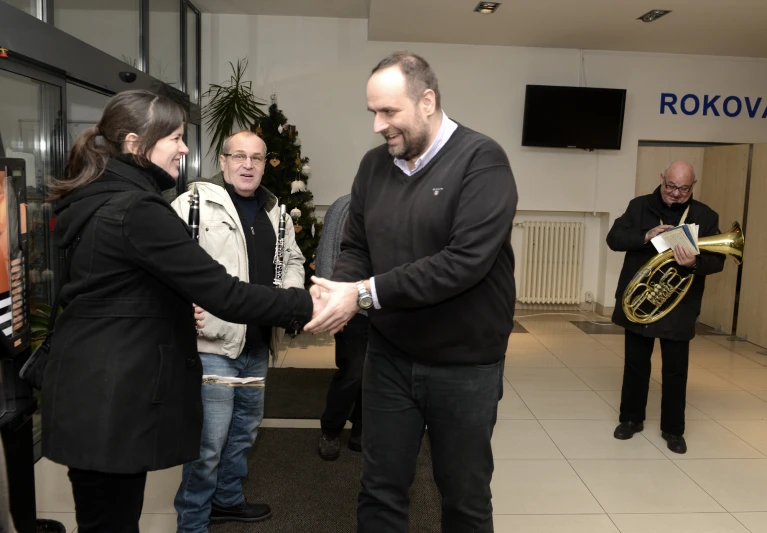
[474,2,501,14]
[637,9,672,22]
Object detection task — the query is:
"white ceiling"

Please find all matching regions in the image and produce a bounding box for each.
[191,0,767,59]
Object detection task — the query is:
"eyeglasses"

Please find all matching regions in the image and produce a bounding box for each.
[223,153,265,165]
[663,176,692,194]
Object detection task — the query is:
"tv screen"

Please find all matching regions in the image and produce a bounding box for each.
[521,85,627,150]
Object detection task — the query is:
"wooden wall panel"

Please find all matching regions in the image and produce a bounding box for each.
[737,144,767,348]
[697,145,749,334]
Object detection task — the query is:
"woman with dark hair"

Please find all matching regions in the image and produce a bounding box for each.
[40,89,319,533]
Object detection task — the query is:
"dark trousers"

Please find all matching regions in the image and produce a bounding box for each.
[68,468,147,533]
[321,313,369,436]
[358,336,504,533]
[619,329,690,435]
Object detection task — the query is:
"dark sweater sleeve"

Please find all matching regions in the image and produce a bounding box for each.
[606,199,651,252]
[122,194,313,328]
[372,143,518,309]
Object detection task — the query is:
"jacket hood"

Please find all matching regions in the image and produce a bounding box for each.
[53,156,175,248]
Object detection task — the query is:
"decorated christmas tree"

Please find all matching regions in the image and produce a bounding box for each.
[251,94,322,288]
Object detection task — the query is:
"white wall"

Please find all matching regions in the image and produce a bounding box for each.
[202,14,767,306]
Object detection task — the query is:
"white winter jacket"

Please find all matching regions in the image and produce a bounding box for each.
[171,179,305,359]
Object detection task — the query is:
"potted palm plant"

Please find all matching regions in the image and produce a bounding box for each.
[202,58,267,161]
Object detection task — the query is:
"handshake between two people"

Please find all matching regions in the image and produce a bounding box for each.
[192,276,362,337]
[305,276,361,335]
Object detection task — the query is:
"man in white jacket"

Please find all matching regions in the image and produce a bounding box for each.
[171,130,304,532]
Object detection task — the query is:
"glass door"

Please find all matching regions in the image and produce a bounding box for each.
[0,63,65,317]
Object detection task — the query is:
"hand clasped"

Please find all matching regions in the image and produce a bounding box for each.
[304,276,361,334]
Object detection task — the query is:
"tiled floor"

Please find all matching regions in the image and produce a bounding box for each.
[33,312,767,532]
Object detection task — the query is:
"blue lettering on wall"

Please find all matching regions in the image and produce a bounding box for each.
[661,93,765,118]
[723,96,742,117]
[660,93,677,114]
[681,94,700,115]
[703,95,720,116]
[745,97,762,118]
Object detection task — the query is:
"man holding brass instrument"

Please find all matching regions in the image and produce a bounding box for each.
[171,130,305,530]
[607,160,726,454]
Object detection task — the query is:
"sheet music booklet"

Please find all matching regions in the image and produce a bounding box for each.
[651,223,699,256]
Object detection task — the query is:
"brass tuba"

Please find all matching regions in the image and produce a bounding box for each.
[622,222,745,324]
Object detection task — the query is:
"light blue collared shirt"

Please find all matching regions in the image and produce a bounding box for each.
[369,111,458,309]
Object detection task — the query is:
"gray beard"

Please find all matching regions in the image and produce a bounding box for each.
[390,130,429,161]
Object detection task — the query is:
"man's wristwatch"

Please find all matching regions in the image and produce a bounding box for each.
[356,281,373,310]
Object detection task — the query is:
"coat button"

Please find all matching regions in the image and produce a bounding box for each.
[186,357,197,368]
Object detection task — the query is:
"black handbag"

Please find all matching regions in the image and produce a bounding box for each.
[19,236,79,390]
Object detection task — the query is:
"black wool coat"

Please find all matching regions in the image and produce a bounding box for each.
[607,187,725,341]
[41,156,312,474]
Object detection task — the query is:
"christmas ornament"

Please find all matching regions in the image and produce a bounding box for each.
[269,158,281,167]
[295,157,302,166]
[291,180,307,193]
[294,224,303,233]
[309,262,315,271]
[311,224,315,237]
[278,124,283,134]
[255,124,263,134]
[290,207,301,220]
[0,48,8,59]
[294,135,301,147]
[301,164,312,178]
[270,92,277,105]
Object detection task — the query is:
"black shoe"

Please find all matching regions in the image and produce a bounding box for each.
[319,432,340,461]
[209,500,272,523]
[614,421,644,440]
[662,432,687,454]
[348,426,362,452]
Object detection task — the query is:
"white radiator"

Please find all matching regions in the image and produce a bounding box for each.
[518,221,585,304]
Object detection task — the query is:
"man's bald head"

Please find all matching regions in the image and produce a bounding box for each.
[660,160,696,206]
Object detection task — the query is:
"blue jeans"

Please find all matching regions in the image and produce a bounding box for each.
[358,331,504,533]
[174,346,269,533]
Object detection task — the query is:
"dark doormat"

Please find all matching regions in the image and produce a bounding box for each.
[211,427,441,533]
[264,368,337,419]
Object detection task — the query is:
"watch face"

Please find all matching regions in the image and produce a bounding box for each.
[359,295,373,309]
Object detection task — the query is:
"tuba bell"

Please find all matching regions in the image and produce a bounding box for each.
[622,222,745,324]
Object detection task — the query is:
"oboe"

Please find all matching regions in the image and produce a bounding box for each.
[188,184,200,241]
[273,204,287,287]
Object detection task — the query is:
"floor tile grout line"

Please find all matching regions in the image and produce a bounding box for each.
[535,411,628,533]
[732,511,758,533]
[707,416,767,459]
[665,454,730,514]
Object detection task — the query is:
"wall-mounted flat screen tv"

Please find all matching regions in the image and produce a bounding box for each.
[521,85,627,150]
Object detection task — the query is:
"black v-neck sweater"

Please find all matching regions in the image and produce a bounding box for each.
[332,123,518,364]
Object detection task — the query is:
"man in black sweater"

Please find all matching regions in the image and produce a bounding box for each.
[306,52,518,532]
